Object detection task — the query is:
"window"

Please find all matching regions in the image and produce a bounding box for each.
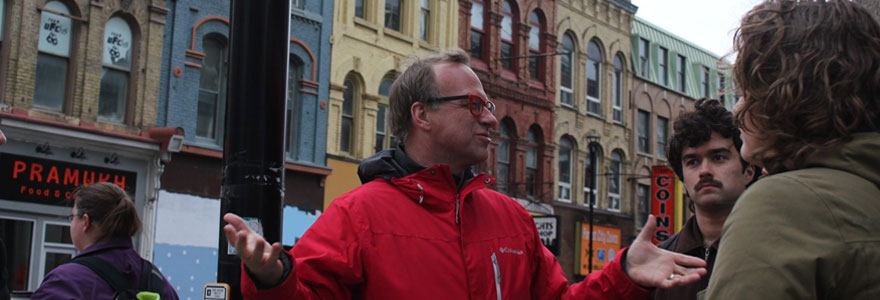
[34,1,73,112]
[584,144,599,206]
[526,128,539,198]
[98,17,134,124]
[355,0,365,19]
[677,55,687,92]
[469,0,485,59]
[375,76,395,153]
[292,0,305,9]
[718,73,726,101]
[560,33,574,107]
[639,38,649,77]
[40,223,75,280]
[657,116,668,158]
[385,0,401,31]
[500,1,515,70]
[0,0,5,50]
[701,66,710,98]
[637,184,650,227]
[2,217,34,292]
[341,79,356,153]
[558,137,573,202]
[528,11,543,80]
[420,0,430,41]
[658,47,668,86]
[286,57,302,158]
[612,55,623,123]
[496,122,512,193]
[196,36,228,142]
[586,40,602,115]
[608,151,622,211]
[638,110,650,153]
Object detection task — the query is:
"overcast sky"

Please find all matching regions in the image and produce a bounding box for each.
[630,0,764,58]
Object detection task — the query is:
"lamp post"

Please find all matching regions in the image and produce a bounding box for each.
[586,135,600,273]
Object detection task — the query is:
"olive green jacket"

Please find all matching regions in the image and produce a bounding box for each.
[699,132,880,299]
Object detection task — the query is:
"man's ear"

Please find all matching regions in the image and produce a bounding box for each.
[743,164,756,182]
[411,101,432,131]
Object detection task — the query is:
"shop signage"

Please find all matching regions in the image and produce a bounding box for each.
[651,166,676,244]
[533,215,560,255]
[579,224,620,274]
[0,153,136,206]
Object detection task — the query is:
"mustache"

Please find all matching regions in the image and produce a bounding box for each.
[695,177,723,191]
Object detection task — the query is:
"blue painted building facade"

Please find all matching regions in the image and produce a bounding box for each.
[152,1,332,299]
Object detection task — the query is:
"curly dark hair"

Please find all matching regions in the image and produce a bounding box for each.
[733,0,880,173]
[667,98,749,181]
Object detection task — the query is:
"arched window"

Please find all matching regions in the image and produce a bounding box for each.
[286,56,303,158]
[525,127,540,198]
[584,143,600,206]
[98,16,135,124]
[608,150,623,211]
[560,33,575,107]
[612,54,624,123]
[496,121,513,193]
[528,11,543,80]
[500,1,516,70]
[586,40,602,115]
[34,1,74,112]
[196,35,228,142]
[469,0,486,60]
[341,78,357,153]
[375,75,396,153]
[558,137,574,202]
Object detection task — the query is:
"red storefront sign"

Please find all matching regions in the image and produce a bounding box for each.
[0,153,136,206]
[651,166,675,244]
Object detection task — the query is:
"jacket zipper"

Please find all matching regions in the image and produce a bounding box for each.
[491,252,502,300]
[455,193,461,224]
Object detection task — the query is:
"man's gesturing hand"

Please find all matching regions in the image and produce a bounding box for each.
[223,213,285,285]
[625,215,708,289]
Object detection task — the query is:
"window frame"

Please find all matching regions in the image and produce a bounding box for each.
[420,0,431,42]
[637,110,650,154]
[384,0,402,32]
[718,72,726,102]
[701,66,710,98]
[341,78,358,154]
[639,38,649,78]
[97,15,138,125]
[33,1,75,113]
[583,144,599,207]
[657,47,668,86]
[560,33,575,107]
[586,40,602,116]
[469,0,487,60]
[286,56,303,159]
[637,183,650,227]
[355,0,366,19]
[612,54,624,123]
[656,116,668,158]
[557,137,573,202]
[195,34,229,145]
[525,127,540,198]
[527,11,544,81]
[608,151,622,211]
[677,54,687,92]
[496,121,513,194]
[499,0,517,71]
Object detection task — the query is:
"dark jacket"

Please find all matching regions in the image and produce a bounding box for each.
[31,238,178,300]
[650,216,717,300]
[702,132,880,299]
[240,145,649,299]
[0,238,9,300]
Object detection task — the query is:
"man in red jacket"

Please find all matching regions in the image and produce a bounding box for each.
[224,49,706,299]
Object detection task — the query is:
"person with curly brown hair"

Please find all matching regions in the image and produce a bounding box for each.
[702,1,880,299]
[650,98,757,300]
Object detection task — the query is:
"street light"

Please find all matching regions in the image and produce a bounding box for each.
[585,135,600,274]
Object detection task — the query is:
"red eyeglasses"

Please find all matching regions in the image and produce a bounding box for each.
[429,94,497,117]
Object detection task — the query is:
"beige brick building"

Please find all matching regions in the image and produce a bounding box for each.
[324,0,460,206]
[0,0,174,292]
[551,0,638,280]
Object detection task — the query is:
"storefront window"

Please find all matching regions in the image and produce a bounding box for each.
[1,218,34,292]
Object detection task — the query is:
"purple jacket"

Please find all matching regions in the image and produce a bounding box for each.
[31,238,178,300]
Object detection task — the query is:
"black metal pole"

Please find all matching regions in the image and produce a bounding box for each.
[218,1,290,299]
[588,144,596,274]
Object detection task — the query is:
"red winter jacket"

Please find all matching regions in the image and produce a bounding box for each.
[241,148,648,300]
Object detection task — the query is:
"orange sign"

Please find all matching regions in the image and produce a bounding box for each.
[579,224,621,274]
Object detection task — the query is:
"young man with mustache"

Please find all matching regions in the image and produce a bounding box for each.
[651,98,756,300]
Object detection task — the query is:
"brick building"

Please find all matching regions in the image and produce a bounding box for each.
[151,1,333,299]
[0,0,176,295]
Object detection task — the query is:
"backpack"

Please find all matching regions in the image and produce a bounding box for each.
[72,256,167,300]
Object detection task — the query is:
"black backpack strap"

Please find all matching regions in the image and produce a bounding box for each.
[72,256,132,295]
[140,259,166,293]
